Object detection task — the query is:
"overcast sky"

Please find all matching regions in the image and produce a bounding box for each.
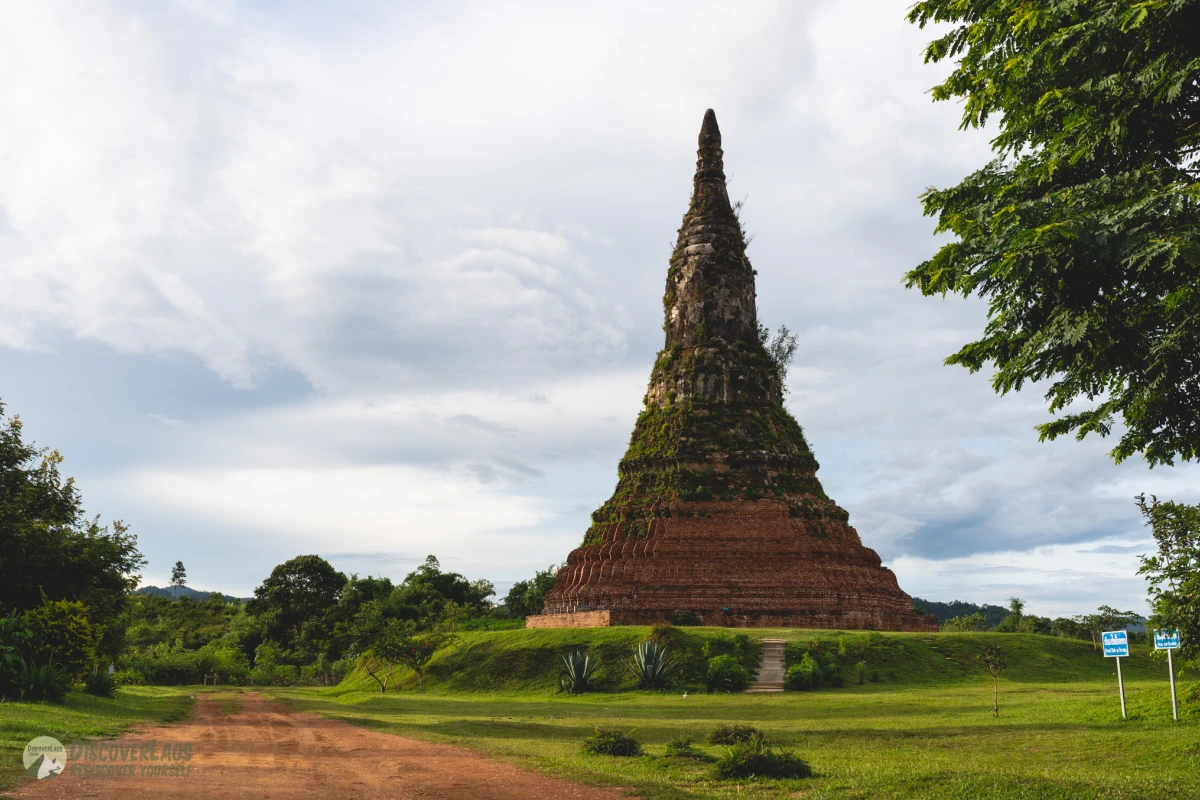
[3,1,1195,617]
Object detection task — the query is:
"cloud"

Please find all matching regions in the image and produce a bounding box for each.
[4,1,1198,608]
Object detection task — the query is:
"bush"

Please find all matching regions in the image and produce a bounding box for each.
[83,669,116,698]
[24,600,95,679]
[582,728,642,757]
[854,660,868,685]
[713,735,813,780]
[559,649,596,694]
[17,660,72,703]
[704,655,750,693]
[671,612,702,626]
[664,735,713,761]
[709,724,762,745]
[869,668,881,683]
[113,669,145,686]
[626,641,681,689]
[785,653,820,690]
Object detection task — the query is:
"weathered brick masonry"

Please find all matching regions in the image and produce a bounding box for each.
[529,110,935,632]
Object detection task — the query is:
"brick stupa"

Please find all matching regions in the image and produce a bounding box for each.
[528,110,934,631]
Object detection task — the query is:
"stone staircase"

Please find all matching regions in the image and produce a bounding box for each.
[746,638,786,692]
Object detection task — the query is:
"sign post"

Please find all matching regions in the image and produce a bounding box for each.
[1102,630,1129,718]
[1154,629,1181,721]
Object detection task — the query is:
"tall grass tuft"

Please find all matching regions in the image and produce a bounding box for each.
[714,734,812,780]
[582,728,642,757]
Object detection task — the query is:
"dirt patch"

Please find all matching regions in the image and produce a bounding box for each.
[13,692,631,799]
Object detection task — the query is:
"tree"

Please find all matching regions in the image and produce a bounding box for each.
[1077,605,1141,650]
[24,600,95,678]
[994,597,1026,632]
[170,562,187,600]
[0,399,145,654]
[246,555,346,653]
[503,564,561,618]
[350,601,452,691]
[1137,493,1200,668]
[979,645,1006,718]
[905,1,1200,467]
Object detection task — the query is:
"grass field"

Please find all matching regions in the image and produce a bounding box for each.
[0,686,194,793]
[269,628,1200,799]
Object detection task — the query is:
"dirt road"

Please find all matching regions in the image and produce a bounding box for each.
[15,692,630,799]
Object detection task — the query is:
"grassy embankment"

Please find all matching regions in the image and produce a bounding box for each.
[0,686,194,793]
[271,627,1200,800]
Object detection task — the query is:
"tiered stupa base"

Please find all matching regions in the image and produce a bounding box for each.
[529,499,935,631]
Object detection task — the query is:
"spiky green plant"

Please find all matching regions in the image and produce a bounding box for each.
[625,640,680,690]
[559,648,596,694]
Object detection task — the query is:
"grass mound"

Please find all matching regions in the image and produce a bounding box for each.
[663,735,714,761]
[714,735,812,780]
[582,728,642,757]
[709,723,762,744]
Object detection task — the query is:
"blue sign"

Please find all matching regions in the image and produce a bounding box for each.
[1102,630,1129,657]
[1154,629,1181,650]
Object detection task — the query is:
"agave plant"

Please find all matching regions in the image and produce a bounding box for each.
[560,649,596,694]
[17,659,72,703]
[626,640,680,689]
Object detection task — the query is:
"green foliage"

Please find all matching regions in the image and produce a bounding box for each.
[0,399,145,654]
[942,612,988,632]
[83,668,116,698]
[25,599,94,678]
[713,734,812,780]
[503,564,559,617]
[581,728,642,757]
[663,735,712,761]
[1138,493,1200,668]
[704,654,750,693]
[559,648,596,694]
[906,1,1200,467]
[757,323,800,389]
[626,640,681,689]
[854,660,868,685]
[914,598,1010,627]
[0,609,31,699]
[16,659,72,703]
[671,611,702,626]
[246,555,347,656]
[785,653,819,691]
[169,561,187,599]
[980,645,1007,718]
[709,724,762,745]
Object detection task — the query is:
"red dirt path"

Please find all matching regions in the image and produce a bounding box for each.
[14,692,631,799]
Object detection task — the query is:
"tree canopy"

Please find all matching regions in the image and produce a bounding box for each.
[906,0,1200,466]
[0,399,144,652]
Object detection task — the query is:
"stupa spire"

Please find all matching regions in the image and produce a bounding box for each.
[529,110,934,634]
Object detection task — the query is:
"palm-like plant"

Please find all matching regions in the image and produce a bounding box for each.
[626,640,680,689]
[559,649,596,694]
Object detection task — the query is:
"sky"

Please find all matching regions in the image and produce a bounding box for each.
[2,0,1195,617]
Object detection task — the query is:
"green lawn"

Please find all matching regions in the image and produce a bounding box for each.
[271,680,1199,799]
[0,687,194,794]
[269,628,1199,799]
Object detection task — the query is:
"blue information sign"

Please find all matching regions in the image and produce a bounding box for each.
[1102,630,1129,657]
[1154,629,1181,650]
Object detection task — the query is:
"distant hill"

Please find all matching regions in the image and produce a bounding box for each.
[136,585,249,604]
[912,598,1010,626]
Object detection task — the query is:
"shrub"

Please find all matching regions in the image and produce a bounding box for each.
[24,600,94,678]
[83,669,116,698]
[713,735,813,780]
[671,612,702,626]
[785,653,820,690]
[709,724,762,745]
[704,655,750,693]
[869,668,881,683]
[664,735,713,761]
[582,728,642,757]
[559,649,596,694]
[626,641,680,689]
[854,661,868,685]
[17,660,72,703]
[113,669,145,686]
